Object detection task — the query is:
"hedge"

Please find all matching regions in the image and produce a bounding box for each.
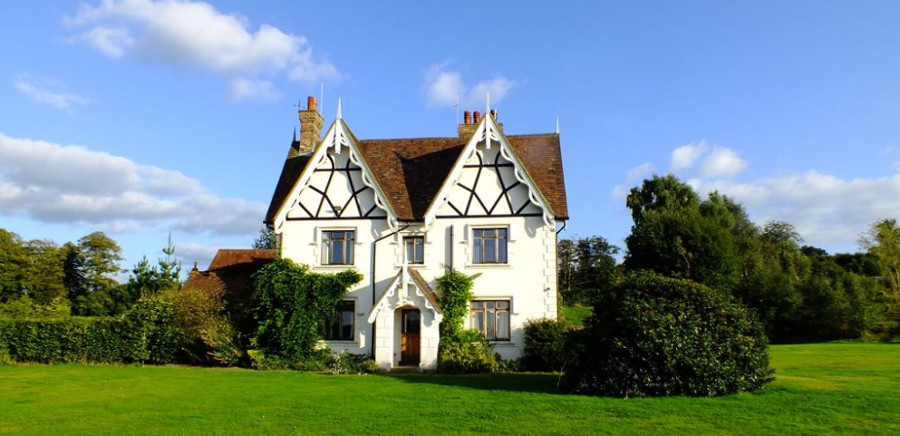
[0,299,177,364]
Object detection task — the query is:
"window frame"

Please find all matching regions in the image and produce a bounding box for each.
[324,300,355,341]
[321,229,356,265]
[403,235,425,265]
[470,299,511,341]
[472,227,508,264]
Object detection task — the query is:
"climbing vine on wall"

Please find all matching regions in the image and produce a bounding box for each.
[436,269,497,373]
[436,269,477,341]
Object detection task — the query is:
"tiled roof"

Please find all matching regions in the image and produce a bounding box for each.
[208,249,277,270]
[264,131,568,224]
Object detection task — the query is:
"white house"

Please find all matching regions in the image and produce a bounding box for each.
[264,96,569,370]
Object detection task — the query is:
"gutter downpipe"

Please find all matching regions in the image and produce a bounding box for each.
[556,220,567,235]
[370,223,410,357]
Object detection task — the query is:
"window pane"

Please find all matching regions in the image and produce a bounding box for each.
[333,240,344,263]
[472,301,483,309]
[499,237,507,263]
[486,308,496,340]
[484,239,496,262]
[474,238,482,263]
[472,310,484,334]
[499,229,507,239]
[497,310,510,340]
[415,240,424,263]
[346,239,354,264]
[497,300,509,309]
[474,229,483,238]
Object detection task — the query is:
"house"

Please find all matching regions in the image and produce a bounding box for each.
[265,96,568,370]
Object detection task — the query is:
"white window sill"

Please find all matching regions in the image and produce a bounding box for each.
[465,263,512,269]
[489,341,515,346]
[316,264,358,270]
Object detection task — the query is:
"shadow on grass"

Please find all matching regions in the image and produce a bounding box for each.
[382,372,568,394]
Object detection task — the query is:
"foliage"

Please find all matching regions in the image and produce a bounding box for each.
[253,226,277,249]
[434,269,497,373]
[861,218,900,300]
[436,328,498,374]
[435,269,477,341]
[521,318,569,372]
[559,304,592,328]
[624,176,740,293]
[557,236,619,305]
[563,272,773,397]
[0,297,177,364]
[327,351,380,374]
[251,259,362,364]
[0,296,71,319]
[163,287,241,366]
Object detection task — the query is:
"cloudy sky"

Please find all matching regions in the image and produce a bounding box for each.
[1,1,899,273]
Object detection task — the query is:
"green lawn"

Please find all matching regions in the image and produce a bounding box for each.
[1,343,898,435]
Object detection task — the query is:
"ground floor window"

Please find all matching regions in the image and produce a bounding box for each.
[325,300,355,340]
[470,300,510,340]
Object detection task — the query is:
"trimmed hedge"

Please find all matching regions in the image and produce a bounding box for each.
[562,272,774,397]
[0,299,177,364]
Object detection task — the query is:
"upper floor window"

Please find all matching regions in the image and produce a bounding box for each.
[322,230,355,265]
[473,228,507,264]
[471,300,510,341]
[324,300,355,340]
[404,236,425,265]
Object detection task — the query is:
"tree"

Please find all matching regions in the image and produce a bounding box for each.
[253,226,277,249]
[558,236,619,305]
[62,242,87,302]
[860,219,900,299]
[0,229,25,300]
[19,239,66,304]
[78,232,124,293]
[563,272,773,397]
[624,175,739,292]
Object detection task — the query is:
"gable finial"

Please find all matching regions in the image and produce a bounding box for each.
[336,97,342,120]
[555,116,560,134]
[486,91,491,117]
[293,126,297,142]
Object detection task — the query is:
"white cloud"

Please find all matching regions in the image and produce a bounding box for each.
[14,76,90,111]
[693,171,900,250]
[698,146,747,178]
[0,132,264,236]
[670,141,707,171]
[228,78,279,101]
[425,62,514,107]
[65,0,338,97]
[625,162,655,183]
[177,241,220,270]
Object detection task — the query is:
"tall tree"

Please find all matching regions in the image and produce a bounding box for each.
[78,231,124,293]
[253,226,277,249]
[860,218,900,299]
[624,175,739,292]
[0,228,25,301]
[19,239,66,304]
[558,236,619,305]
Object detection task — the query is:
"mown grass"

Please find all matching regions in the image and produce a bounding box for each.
[560,304,592,328]
[1,343,898,435]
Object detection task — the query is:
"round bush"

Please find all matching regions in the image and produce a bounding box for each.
[562,272,773,397]
[521,318,568,372]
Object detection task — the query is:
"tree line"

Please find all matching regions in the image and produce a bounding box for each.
[559,175,899,343]
[0,229,180,317]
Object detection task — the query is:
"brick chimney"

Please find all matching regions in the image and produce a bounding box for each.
[297,96,323,155]
[457,108,502,138]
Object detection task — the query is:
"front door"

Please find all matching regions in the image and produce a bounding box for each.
[400,309,420,365]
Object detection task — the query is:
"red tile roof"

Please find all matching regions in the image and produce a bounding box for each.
[207,249,277,270]
[264,130,568,224]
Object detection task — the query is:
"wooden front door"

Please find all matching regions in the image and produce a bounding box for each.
[400,309,420,365]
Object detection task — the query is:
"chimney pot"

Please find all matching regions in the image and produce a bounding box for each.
[464,111,471,124]
[473,111,481,123]
[307,95,316,111]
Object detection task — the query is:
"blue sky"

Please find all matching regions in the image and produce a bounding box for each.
[1,0,899,274]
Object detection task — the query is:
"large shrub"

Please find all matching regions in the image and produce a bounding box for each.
[521,318,569,372]
[251,259,362,364]
[436,329,498,374]
[563,272,773,397]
